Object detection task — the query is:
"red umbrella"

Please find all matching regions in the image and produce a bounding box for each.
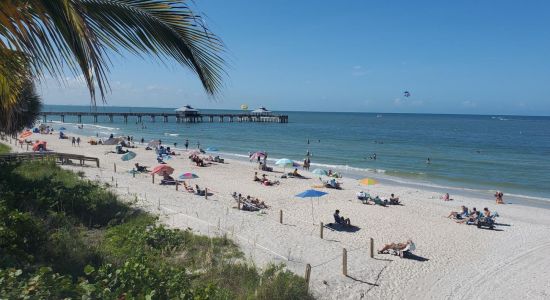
[19,130,32,139]
[32,141,47,151]
[150,165,174,175]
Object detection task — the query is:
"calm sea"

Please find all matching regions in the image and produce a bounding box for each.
[42,105,550,203]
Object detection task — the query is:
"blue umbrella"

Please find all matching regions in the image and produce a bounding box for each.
[59,127,66,130]
[295,189,327,223]
[312,168,328,176]
[296,189,327,198]
[121,151,136,161]
[206,147,219,152]
[276,158,294,173]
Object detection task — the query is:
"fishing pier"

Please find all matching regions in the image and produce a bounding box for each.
[41,106,288,124]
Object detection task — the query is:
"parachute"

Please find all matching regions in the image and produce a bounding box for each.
[240,104,248,110]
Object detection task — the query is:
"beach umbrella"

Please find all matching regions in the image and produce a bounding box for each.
[150,165,174,175]
[59,127,66,130]
[359,178,378,186]
[19,130,32,139]
[275,158,294,166]
[121,151,137,161]
[206,147,219,152]
[275,158,294,173]
[103,137,123,145]
[296,189,328,198]
[250,151,266,160]
[147,140,160,148]
[295,189,328,223]
[177,172,199,180]
[312,168,328,176]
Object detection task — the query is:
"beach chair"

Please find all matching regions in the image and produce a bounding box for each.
[476,213,498,230]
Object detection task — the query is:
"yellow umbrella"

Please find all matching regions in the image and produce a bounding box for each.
[359,178,378,186]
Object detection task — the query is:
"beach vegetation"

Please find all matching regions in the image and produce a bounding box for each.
[0,142,10,154]
[0,160,313,299]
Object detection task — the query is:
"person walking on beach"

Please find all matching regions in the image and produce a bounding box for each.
[495,191,504,204]
[71,137,76,147]
[184,139,189,150]
[76,137,81,147]
[141,137,144,144]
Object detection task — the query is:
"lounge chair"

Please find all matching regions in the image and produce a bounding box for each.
[476,213,498,230]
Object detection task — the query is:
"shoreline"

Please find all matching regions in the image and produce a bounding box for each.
[38,120,550,207]
[10,129,550,299]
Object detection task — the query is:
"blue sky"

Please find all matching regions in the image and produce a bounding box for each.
[40,0,550,115]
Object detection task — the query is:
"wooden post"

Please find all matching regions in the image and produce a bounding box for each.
[113,162,116,173]
[152,174,155,184]
[238,200,241,210]
[115,179,118,188]
[342,248,348,276]
[111,176,114,182]
[175,182,179,191]
[305,264,311,292]
[370,238,374,258]
[133,170,135,178]
[320,222,324,239]
[26,144,29,151]
[279,210,283,224]
[205,188,208,199]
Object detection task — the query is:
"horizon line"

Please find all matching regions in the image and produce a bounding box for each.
[42,103,550,118]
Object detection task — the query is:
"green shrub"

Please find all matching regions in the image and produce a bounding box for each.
[0,161,314,299]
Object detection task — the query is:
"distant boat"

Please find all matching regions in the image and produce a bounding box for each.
[376,114,383,118]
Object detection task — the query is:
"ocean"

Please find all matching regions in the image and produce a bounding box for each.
[41,105,550,203]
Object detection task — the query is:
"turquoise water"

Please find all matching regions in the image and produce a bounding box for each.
[42,105,550,201]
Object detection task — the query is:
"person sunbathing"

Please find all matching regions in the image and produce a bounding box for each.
[457,208,479,224]
[160,171,175,185]
[447,205,468,219]
[378,240,414,254]
[292,168,303,178]
[253,172,261,182]
[333,210,351,226]
[134,163,148,172]
[389,193,400,205]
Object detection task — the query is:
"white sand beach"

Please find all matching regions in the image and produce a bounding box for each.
[11,132,550,299]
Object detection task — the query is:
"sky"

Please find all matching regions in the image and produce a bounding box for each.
[39,0,550,115]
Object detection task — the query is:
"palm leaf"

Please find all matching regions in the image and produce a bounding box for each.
[0,0,225,106]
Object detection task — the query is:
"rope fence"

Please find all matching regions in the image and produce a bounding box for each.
[69,159,390,292]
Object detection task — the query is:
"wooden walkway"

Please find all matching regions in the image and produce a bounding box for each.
[0,152,100,167]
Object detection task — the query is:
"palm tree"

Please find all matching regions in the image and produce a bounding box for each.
[0,0,225,133]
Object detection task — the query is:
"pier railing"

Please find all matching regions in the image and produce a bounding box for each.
[40,111,289,124]
[0,152,100,167]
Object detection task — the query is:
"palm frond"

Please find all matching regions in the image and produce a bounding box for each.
[0,0,225,105]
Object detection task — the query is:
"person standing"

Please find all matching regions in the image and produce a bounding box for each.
[71,136,76,147]
[184,139,189,150]
[76,137,81,147]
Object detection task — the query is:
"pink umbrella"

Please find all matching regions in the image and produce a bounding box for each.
[150,165,174,175]
[250,151,266,160]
